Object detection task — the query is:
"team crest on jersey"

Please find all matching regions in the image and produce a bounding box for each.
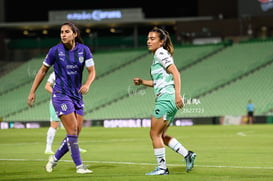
[79,56,84,63]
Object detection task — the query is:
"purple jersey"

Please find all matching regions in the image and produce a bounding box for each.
[43,42,94,101]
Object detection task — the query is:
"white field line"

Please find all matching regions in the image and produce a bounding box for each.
[1,158,273,170]
[0,139,145,146]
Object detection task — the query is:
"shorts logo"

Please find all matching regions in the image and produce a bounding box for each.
[155,109,160,115]
[61,103,68,111]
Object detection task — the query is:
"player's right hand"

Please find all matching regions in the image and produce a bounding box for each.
[27,93,35,107]
[133,78,142,86]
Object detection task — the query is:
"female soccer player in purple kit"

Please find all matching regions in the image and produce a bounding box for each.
[27,22,96,174]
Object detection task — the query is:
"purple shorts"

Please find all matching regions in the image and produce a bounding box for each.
[52,93,84,117]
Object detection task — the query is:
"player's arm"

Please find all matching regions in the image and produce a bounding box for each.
[167,64,183,109]
[27,64,49,107]
[45,82,53,94]
[133,78,153,87]
[79,65,96,94]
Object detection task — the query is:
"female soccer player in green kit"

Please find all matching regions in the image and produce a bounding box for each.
[133,27,196,175]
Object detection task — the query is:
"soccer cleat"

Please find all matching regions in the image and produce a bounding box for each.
[44,150,55,155]
[145,167,169,175]
[45,155,57,173]
[76,164,93,174]
[79,148,87,153]
[185,151,196,172]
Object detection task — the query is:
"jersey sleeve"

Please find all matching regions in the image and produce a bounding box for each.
[84,46,95,67]
[85,58,94,67]
[155,48,174,68]
[43,47,56,67]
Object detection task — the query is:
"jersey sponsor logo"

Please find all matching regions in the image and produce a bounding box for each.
[162,57,171,64]
[66,65,78,69]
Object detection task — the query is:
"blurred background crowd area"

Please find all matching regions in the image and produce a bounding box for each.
[0,0,273,63]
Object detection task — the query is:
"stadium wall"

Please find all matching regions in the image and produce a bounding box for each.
[1,115,270,129]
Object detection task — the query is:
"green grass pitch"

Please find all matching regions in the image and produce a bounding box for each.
[1,124,273,181]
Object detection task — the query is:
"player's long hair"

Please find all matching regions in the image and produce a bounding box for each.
[61,22,84,44]
[149,27,174,56]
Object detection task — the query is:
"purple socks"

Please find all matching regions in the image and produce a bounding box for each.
[54,135,82,166]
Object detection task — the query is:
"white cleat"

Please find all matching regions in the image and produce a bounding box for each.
[145,167,169,175]
[45,155,57,173]
[76,164,93,174]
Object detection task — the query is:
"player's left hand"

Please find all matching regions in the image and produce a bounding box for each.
[27,93,35,107]
[79,85,89,94]
[176,95,184,109]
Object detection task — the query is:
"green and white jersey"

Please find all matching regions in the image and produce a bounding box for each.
[47,72,56,87]
[151,47,175,98]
